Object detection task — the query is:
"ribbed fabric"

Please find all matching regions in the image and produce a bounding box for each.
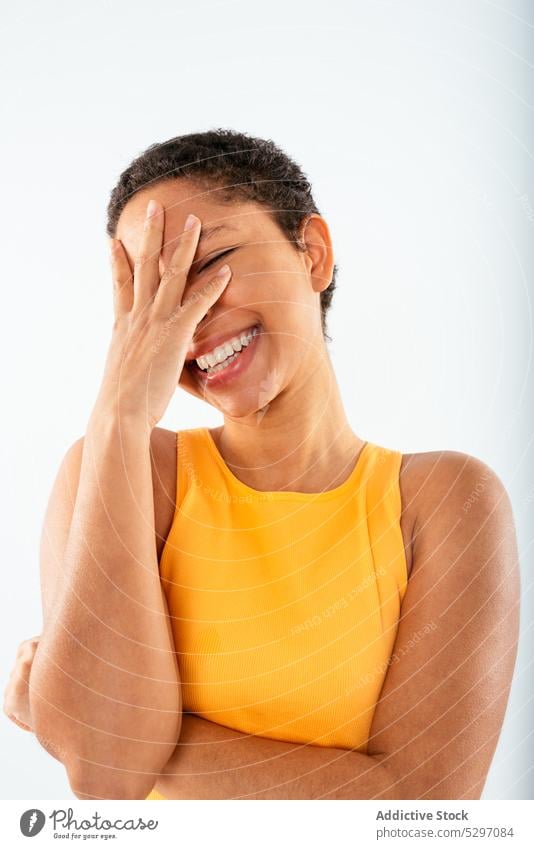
[157,426,407,755]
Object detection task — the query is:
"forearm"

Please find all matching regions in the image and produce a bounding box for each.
[163,714,392,800]
[30,410,181,799]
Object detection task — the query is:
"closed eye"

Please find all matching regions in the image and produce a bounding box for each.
[198,248,235,273]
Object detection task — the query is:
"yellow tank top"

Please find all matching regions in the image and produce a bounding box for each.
[159,427,408,754]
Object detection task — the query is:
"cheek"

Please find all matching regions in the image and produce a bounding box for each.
[240,273,286,316]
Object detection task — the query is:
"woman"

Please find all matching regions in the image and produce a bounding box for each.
[4,129,520,800]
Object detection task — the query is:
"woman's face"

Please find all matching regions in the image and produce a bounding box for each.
[115,179,333,419]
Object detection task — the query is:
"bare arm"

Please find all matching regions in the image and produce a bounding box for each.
[3,431,177,779]
[29,417,181,801]
[29,200,233,799]
[153,453,520,800]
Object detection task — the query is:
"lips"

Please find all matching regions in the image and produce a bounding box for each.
[186,322,262,362]
[188,322,262,387]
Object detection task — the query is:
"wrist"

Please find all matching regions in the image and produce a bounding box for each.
[87,402,154,440]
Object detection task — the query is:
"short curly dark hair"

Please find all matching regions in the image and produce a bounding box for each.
[106,128,337,340]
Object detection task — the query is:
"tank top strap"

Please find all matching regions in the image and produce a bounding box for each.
[364,443,408,603]
[176,427,209,509]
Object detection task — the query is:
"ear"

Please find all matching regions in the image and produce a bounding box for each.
[298,214,335,294]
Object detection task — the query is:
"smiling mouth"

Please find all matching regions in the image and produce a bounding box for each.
[186,324,263,389]
[187,324,261,376]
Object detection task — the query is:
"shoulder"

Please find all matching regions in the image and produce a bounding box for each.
[400,447,513,525]
[397,448,516,581]
[149,426,177,468]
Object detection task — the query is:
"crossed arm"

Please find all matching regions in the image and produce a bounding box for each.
[157,712,391,799]
[5,450,520,799]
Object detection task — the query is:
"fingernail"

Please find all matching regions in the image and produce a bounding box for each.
[214,263,231,278]
[184,213,199,231]
[146,200,159,218]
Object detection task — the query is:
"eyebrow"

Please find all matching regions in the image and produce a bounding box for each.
[197,223,239,247]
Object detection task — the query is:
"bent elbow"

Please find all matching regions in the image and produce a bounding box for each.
[67,760,156,801]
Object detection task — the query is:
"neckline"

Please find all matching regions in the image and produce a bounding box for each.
[201,427,372,502]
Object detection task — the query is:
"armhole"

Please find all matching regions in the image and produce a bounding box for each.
[394,450,410,599]
[364,445,409,603]
[176,430,184,507]
[159,430,185,580]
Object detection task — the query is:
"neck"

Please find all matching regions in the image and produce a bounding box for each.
[213,351,365,493]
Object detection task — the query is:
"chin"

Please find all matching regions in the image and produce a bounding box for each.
[204,385,276,421]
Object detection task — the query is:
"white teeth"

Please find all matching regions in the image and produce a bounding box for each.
[195,326,259,371]
[205,353,239,376]
[213,346,227,365]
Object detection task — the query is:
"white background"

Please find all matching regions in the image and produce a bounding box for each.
[1,0,532,799]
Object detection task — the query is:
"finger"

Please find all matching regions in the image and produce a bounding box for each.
[12,666,31,689]
[132,199,165,312]
[156,266,232,385]
[179,264,233,333]
[153,213,202,317]
[6,712,33,732]
[110,238,133,316]
[17,642,34,662]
